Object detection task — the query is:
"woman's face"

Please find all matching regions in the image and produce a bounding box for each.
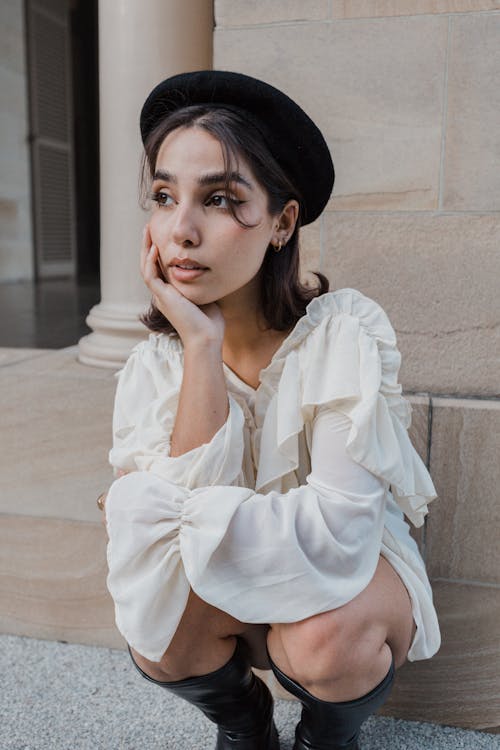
[148,126,278,309]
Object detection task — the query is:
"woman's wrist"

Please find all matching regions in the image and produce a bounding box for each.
[183,335,224,359]
[170,337,228,458]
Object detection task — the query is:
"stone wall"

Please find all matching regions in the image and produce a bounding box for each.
[214,0,500,730]
[0,0,34,282]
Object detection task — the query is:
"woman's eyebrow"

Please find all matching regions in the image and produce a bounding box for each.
[153,169,176,183]
[198,172,253,190]
[152,169,253,189]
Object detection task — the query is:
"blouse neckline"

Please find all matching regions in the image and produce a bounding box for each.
[230,292,332,390]
[222,362,260,395]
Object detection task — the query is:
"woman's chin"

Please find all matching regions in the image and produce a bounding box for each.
[170,282,219,307]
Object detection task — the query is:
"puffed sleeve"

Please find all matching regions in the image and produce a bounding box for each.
[108,334,245,488]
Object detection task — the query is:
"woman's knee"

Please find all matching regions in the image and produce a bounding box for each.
[268,606,386,689]
[130,591,249,681]
[130,630,239,683]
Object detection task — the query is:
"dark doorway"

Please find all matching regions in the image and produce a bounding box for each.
[71,0,100,282]
[12,0,100,348]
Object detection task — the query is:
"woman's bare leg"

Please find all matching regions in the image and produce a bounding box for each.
[131,554,415,694]
[130,589,269,681]
[267,554,416,702]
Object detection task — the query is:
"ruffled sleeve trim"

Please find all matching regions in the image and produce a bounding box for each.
[255,289,437,527]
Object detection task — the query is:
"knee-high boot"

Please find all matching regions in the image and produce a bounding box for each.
[268,653,394,750]
[128,639,280,750]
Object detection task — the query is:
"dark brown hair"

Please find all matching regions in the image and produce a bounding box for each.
[139,105,329,335]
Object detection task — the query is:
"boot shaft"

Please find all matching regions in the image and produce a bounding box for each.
[269,652,394,750]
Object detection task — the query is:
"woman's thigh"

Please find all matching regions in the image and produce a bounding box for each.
[357,554,416,667]
[313,554,416,668]
[303,554,416,668]
[131,589,270,679]
[269,554,416,676]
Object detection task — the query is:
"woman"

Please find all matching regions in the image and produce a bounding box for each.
[102,70,441,750]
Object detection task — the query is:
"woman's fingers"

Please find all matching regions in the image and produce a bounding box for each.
[143,244,168,294]
[139,224,151,277]
[140,224,166,283]
[140,225,174,300]
[142,243,164,291]
[142,244,186,319]
[142,242,157,283]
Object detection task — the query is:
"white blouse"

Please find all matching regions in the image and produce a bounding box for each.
[106,289,441,663]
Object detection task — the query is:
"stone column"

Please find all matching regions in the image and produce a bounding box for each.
[78,0,213,368]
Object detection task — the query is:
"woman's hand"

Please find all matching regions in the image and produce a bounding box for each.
[140,225,225,348]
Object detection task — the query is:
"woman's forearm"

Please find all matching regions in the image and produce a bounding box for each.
[169,339,229,457]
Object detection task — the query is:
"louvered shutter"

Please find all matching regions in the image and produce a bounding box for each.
[27,0,76,278]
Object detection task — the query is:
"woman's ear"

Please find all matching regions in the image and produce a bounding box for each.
[274,199,300,243]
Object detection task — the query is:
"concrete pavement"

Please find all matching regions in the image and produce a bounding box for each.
[1,635,498,750]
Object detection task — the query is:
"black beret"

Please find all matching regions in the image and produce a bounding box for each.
[140,70,334,226]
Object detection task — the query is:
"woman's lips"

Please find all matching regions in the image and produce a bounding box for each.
[167,257,209,282]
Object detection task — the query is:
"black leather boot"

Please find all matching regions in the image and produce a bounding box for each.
[128,639,280,749]
[268,653,394,750]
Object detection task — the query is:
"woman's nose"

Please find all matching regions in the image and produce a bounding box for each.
[171,203,201,247]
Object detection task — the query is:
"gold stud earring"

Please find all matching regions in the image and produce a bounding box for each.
[273,240,283,253]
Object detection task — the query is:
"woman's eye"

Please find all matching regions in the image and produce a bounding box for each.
[208,194,229,208]
[151,191,173,207]
[207,194,243,208]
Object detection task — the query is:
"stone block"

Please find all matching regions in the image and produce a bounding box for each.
[426,397,500,583]
[215,15,448,210]
[381,581,500,729]
[443,14,500,211]
[0,515,123,650]
[322,212,500,396]
[330,0,500,18]
[407,395,430,467]
[215,0,329,27]
[0,348,117,523]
